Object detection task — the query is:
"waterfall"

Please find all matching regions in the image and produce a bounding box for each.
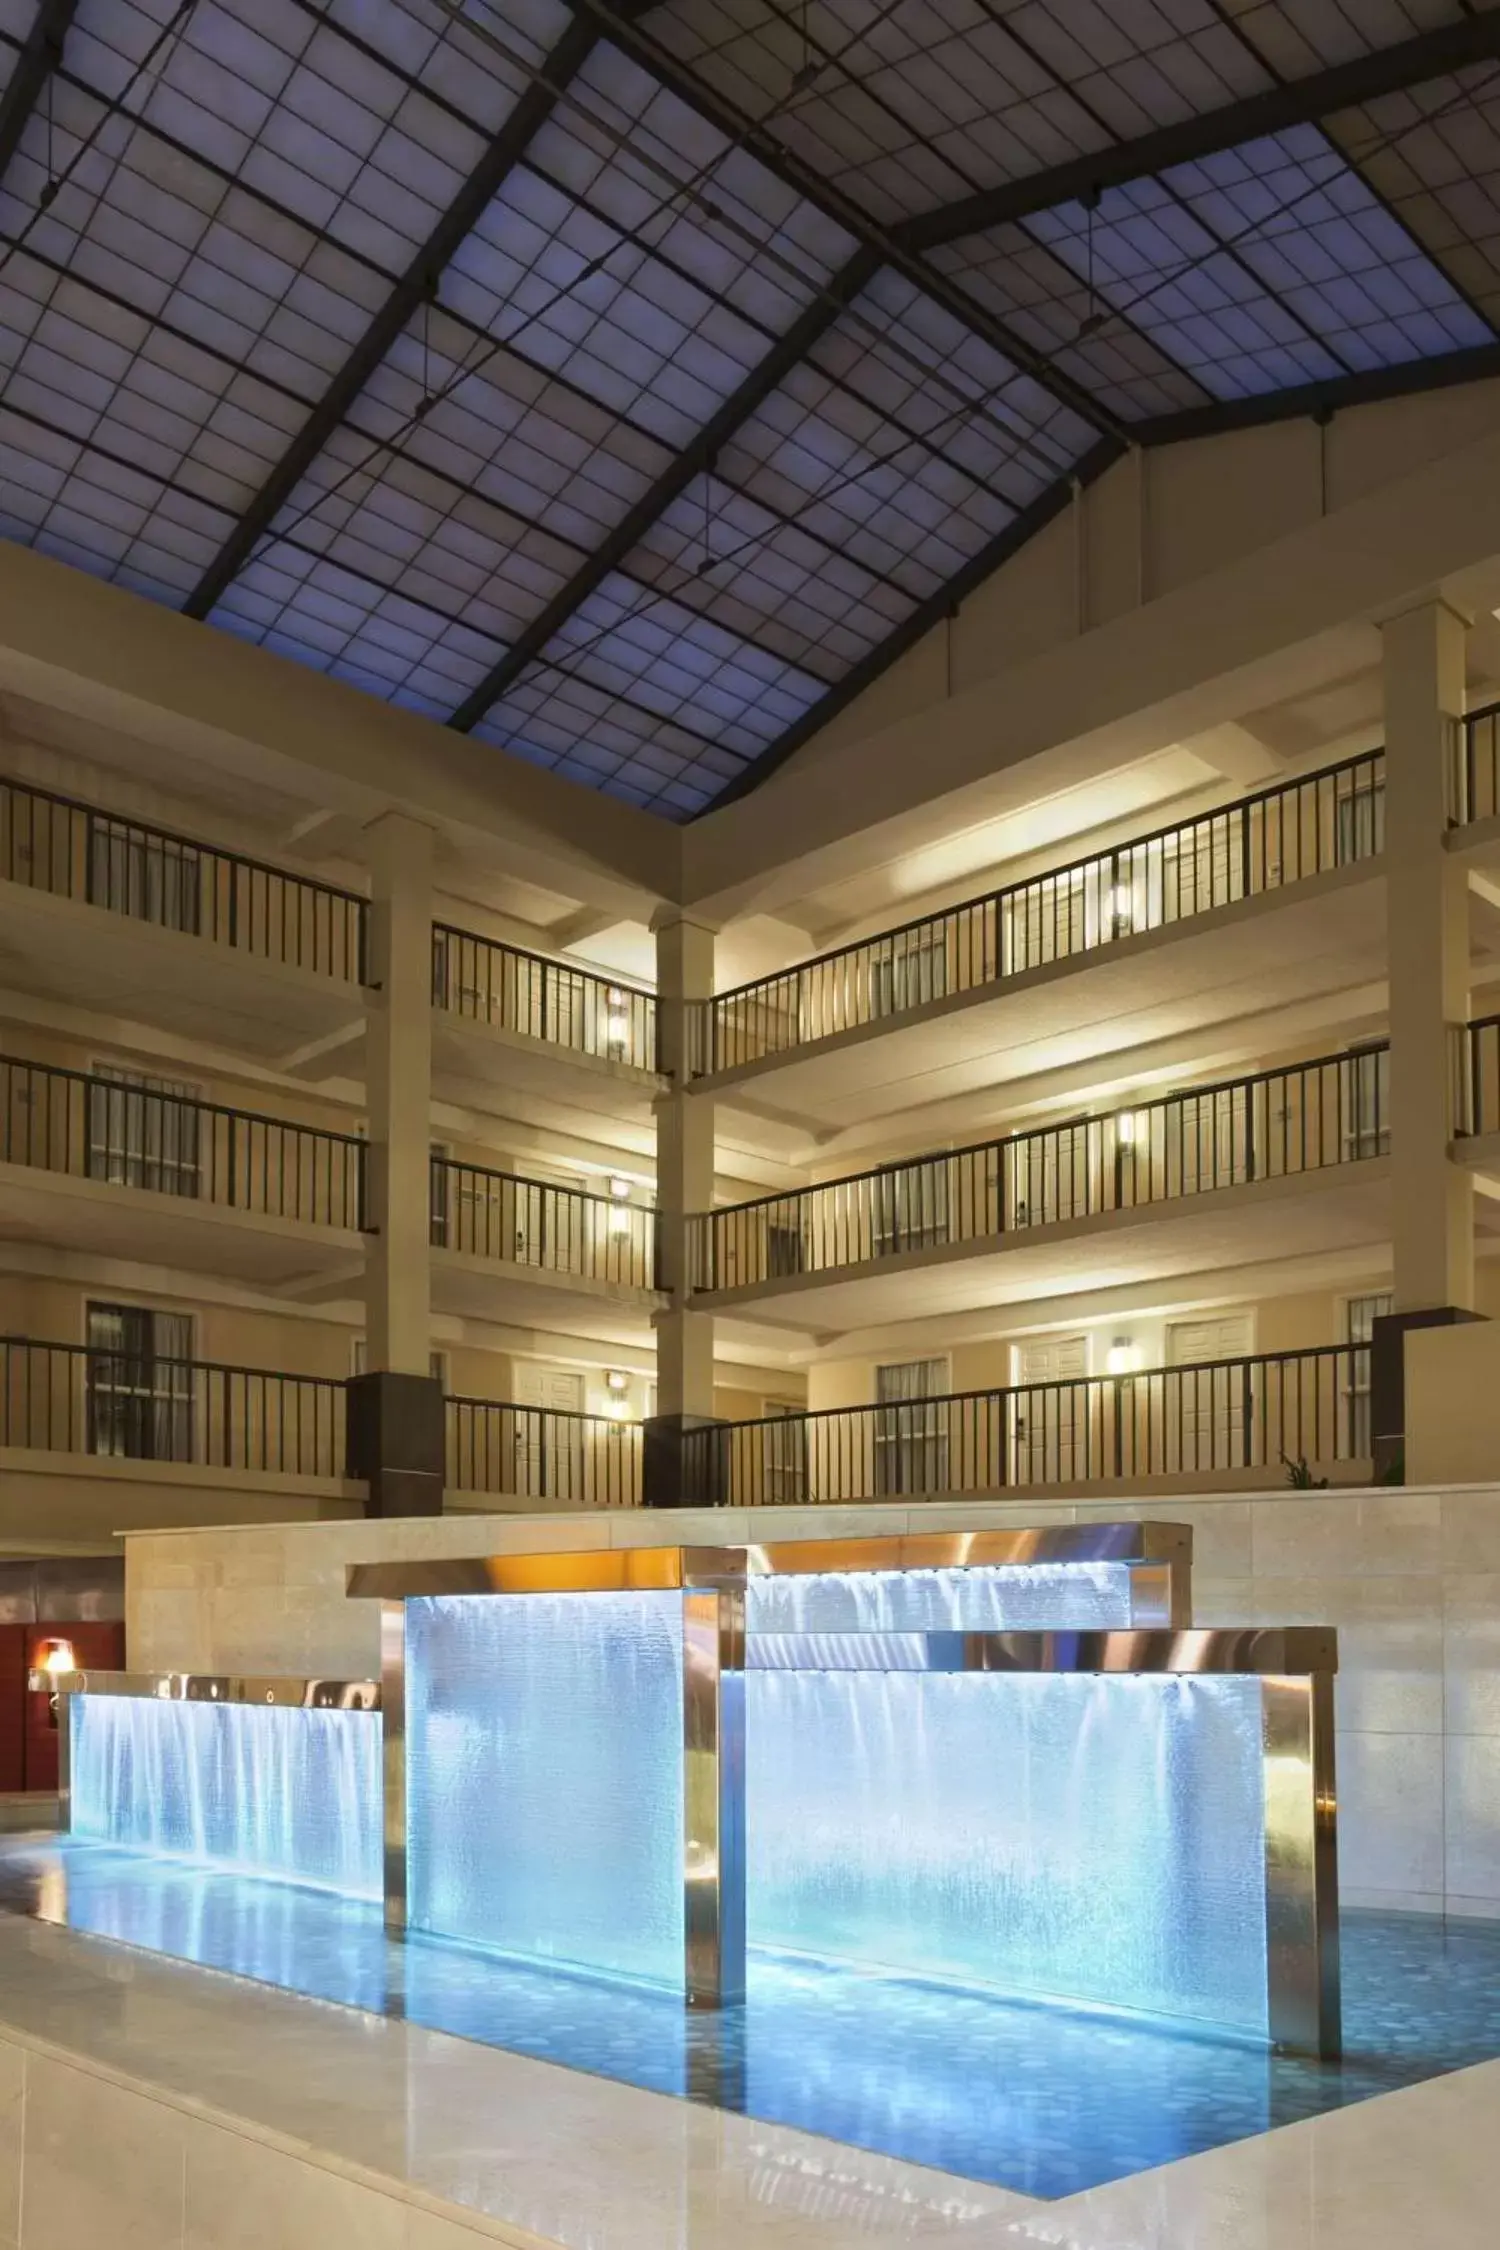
[744,1561,1134,1636]
[69,1697,381,1900]
[745,1667,1270,2037]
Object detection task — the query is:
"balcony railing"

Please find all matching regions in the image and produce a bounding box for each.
[446,1394,642,1506]
[432,1158,655,1288]
[433,924,657,1073]
[0,775,367,982]
[1455,700,1500,825]
[692,1047,1390,1291]
[0,1056,366,1228]
[0,1338,345,1478]
[697,750,1386,1076]
[681,1345,1370,1505]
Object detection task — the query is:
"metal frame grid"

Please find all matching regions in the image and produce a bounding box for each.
[0,0,1498,815]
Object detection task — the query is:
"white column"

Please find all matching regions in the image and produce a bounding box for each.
[1382,597,1473,1312]
[364,810,436,1372]
[653,914,716,1421]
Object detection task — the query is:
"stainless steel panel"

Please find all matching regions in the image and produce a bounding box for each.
[1263,1671,1341,2058]
[346,1521,1193,1607]
[381,1600,407,1935]
[742,1627,1337,1674]
[682,1585,745,2008]
[33,1672,380,1709]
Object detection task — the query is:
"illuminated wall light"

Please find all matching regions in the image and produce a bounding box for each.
[607,1177,633,1235]
[603,1369,634,1421]
[605,989,630,1051]
[1105,1338,1141,1376]
[1107,884,1133,932]
[36,1638,75,1678]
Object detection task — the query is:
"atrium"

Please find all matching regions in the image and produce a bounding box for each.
[0,2,1499,2247]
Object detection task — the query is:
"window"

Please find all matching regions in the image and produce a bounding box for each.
[1341,1047,1389,1160]
[87,816,200,933]
[869,929,947,1018]
[1335,784,1385,867]
[875,1358,948,1497]
[86,1067,200,1197]
[762,1400,807,1504]
[85,1303,193,1462]
[874,1159,949,1253]
[1343,1293,1391,1458]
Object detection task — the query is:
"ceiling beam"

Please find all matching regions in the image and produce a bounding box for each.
[566,0,1120,440]
[1133,338,1500,445]
[901,13,1500,250]
[0,0,78,182]
[447,244,882,732]
[181,15,600,622]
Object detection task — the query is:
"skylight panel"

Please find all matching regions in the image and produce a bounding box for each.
[644,0,1272,224]
[1327,65,1500,328]
[1024,124,1493,401]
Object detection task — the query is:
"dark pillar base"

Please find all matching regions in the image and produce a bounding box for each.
[643,1413,728,1509]
[1370,1307,1486,1481]
[346,1371,445,1518]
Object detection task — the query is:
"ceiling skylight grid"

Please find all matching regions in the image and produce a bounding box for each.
[3,0,1500,817]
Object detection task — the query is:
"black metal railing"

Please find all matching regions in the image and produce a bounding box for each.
[432,1157,655,1288]
[691,1047,1390,1291]
[0,774,367,981]
[697,750,1386,1076]
[446,1394,642,1506]
[0,1337,345,1477]
[1463,1013,1500,1137]
[681,1345,1370,1505]
[1455,700,1500,825]
[0,1055,366,1228]
[433,923,657,1072]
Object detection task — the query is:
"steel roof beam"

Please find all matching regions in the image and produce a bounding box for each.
[902,13,1500,250]
[0,0,78,182]
[182,15,600,621]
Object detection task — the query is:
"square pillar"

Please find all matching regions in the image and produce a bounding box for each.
[649,915,722,1506]
[1382,599,1474,1316]
[359,811,443,1516]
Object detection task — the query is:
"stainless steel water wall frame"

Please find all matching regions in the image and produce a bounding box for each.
[346,1522,1192,2008]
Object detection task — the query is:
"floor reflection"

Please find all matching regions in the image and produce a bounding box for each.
[2,1835,1498,2200]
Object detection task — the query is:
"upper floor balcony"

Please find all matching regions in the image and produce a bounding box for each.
[690,1046,1393,1335]
[0,774,368,1066]
[431,924,660,1115]
[0,1053,658,1328]
[692,752,1388,1133]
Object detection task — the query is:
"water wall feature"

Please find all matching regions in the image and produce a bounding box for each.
[69,1695,381,1898]
[405,1590,686,1985]
[746,1669,1269,2035]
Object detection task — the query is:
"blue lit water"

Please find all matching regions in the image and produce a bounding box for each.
[2,1836,1497,2201]
[69,1698,381,1899]
[406,1591,686,1986]
[748,1670,1267,2034]
[743,1561,1135,1633]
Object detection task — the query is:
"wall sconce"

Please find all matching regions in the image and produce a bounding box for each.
[607,1177,633,1235]
[1116,1111,1147,1147]
[35,1638,75,1732]
[605,989,630,1051]
[602,1369,634,1423]
[1107,884,1132,934]
[1105,1338,1140,1376]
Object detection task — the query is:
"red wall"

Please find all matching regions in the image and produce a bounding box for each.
[0,1623,125,1793]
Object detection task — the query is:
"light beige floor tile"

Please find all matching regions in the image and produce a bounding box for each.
[182,2119,407,2250]
[20,2052,185,2250]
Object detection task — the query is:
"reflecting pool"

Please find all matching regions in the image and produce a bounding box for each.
[1,1835,1496,2201]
